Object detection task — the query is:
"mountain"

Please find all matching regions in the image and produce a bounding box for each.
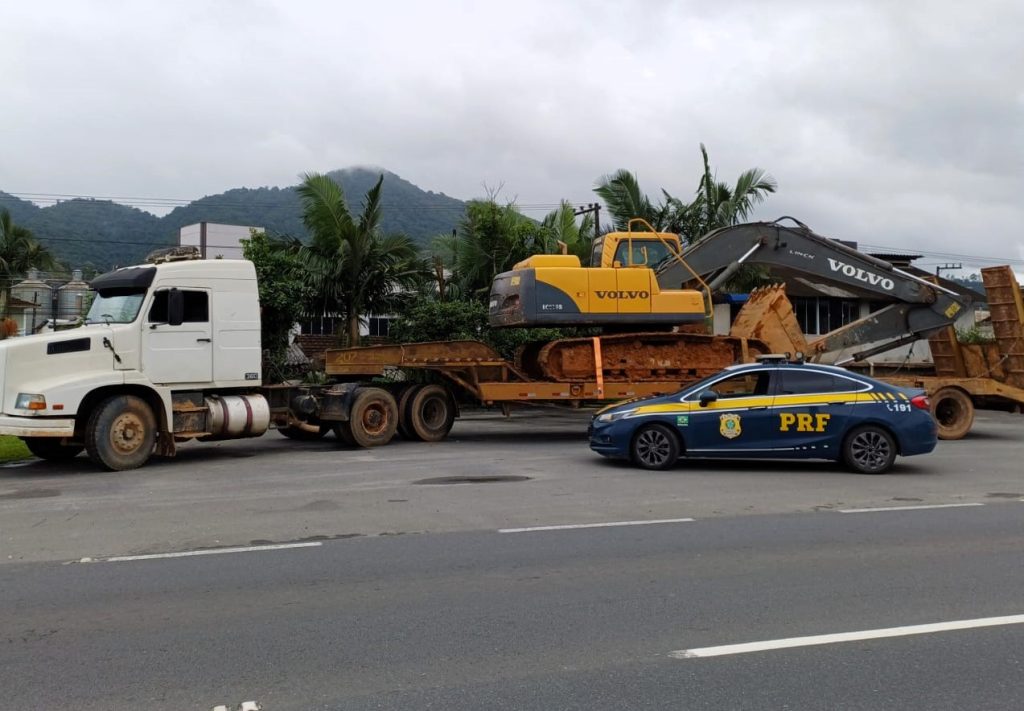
[0,169,468,270]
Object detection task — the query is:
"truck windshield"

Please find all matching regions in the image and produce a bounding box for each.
[85,290,146,324]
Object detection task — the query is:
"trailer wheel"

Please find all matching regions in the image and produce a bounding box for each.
[278,423,330,440]
[394,383,418,439]
[22,437,84,461]
[931,387,974,440]
[346,387,398,447]
[405,384,455,442]
[84,395,157,471]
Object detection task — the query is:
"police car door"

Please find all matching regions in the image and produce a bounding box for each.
[684,369,777,456]
[771,368,856,456]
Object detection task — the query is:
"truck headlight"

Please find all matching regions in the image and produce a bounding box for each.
[15,393,47,411]
[596,409,634,424]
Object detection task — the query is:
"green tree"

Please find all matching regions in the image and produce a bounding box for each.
[0,209,58,332]
[593,169,672,232]
[433,197,552,299]
[288,173,429,346]
[693,143,777,238]
[388,292,575,361]
[539,200,596,263]
[594,144,777,244]
[388,296,489,344]
[241,230,313,380]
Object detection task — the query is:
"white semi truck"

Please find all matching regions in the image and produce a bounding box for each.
[0,251,413,470]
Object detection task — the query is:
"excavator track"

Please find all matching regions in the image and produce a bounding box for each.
[518,332,768,382]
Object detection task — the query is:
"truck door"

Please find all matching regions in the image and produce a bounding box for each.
[143,288,214,384]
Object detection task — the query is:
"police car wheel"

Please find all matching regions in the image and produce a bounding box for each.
[843,425,896,474]
[630,424,680,470]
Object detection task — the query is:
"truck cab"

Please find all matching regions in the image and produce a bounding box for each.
[0,253,268,470]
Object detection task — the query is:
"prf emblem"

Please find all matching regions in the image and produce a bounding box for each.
[719,413,742,439]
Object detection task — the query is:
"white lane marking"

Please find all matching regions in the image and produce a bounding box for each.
[838,503,984,514]
[499,518,694,533]
[79,542,322,563]
[671,614,1024,659]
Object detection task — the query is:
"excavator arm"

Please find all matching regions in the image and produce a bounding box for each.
[659,218,970,362]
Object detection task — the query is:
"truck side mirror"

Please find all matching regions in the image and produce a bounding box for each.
[699,390,718,407]
[167,289,184,326]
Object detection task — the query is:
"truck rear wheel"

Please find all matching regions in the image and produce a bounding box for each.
[84,395,157,471]
[931,387,974,440]
[405,384,455,442]
[23,437,84,461]
[394,383,418,439]
[347,387,398,447]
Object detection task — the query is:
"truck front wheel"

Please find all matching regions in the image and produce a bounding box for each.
[84,395,157,471]
[23,437,84,461]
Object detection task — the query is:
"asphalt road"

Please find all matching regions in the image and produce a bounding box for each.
[2,502,1023,710]
[1,409,1022,563]
[1,409,1023,709]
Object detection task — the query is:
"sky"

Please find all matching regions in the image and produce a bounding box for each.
[3,0,1023,275]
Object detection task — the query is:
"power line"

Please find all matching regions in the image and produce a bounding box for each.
[860,243,1024,265]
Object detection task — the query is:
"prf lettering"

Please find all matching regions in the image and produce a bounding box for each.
[779,412,831,432]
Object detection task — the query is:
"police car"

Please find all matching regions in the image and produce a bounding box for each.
[589,356,937,473]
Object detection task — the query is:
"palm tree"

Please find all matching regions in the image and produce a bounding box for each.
[594,145,777,245]
[0,209,58,329]
[694,143,777,240]
[593,170,669,232]
[433,197,542,299]
[539,200,596,262]
[288,173,428,346]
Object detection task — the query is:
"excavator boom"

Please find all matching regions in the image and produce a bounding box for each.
[664,218,970,362]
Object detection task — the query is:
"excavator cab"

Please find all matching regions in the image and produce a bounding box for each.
[590,232,677,269]
[489,220,711,328]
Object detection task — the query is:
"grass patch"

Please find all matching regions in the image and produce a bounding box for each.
[0,435,31,462]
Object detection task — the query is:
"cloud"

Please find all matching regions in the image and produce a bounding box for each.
[2,0,1021,270]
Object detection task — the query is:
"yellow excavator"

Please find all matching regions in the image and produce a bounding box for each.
[489,219,710,328]
[488,217,971,381]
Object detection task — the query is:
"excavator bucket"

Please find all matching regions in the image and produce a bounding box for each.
[729,284,809,356]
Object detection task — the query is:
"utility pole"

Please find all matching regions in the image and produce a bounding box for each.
[572,203,601,265]
[573,202,601,240]
[935,262,962,278]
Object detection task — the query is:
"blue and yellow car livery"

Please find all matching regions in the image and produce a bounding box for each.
[589,359,937,473]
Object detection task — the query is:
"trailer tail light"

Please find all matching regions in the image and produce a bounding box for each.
[910,395,930,410]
